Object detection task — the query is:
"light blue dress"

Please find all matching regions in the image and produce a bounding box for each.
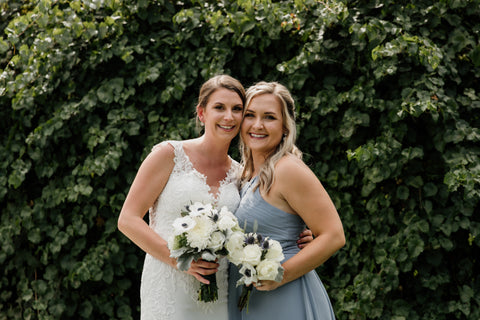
[228,177,336,320]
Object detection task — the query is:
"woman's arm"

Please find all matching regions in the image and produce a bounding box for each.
[117,142,218,284]
[256,156,345,291]
[117,142,177,266]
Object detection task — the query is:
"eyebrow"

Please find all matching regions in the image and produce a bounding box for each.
[245,109,277,114]
[213,101,243,107]
[245,110,278,117]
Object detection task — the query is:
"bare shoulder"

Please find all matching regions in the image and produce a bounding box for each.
[140,141,176,175]
[148,141,175,161]
[275,154,313,182]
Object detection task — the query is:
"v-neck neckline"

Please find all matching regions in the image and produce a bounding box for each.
[179,142,234,201]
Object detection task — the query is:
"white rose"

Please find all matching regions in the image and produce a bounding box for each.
[256,260,282,281]
[228,250,244,265]
[226,231,246,265]
[187,215,215,250]
[172,216,196,235]
[242,244,262,266]
[217,214,238,231]
[219,206,235,218]
[226,231,245,251]
[208,231,226,252]
[264,239,284,262]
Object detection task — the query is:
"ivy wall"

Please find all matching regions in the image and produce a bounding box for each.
[1,0,479,319]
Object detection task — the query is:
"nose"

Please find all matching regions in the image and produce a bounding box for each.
[252,117,263,129]
[224,109,234,121]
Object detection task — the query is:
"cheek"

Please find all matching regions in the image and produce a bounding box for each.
[240,119,249,130]
[233,113,243,123]
[270,124,284,140]
[240,122,250,138]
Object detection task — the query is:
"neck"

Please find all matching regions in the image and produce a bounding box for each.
[196,135,231,164]
[251,151,269,177]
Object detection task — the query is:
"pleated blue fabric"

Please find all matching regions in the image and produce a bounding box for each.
[228,177,336,320]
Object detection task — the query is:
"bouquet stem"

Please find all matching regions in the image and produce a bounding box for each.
[198,273,218,302]
[237,285,253,312]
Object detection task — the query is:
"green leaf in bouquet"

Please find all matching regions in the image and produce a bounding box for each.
[176,255,194,272]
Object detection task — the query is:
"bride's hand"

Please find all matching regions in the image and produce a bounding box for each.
[185,259,219,284]
[297,228,313,249]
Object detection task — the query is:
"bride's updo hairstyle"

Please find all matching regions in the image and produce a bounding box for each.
[195,75,246,132]
[240,81,302,193]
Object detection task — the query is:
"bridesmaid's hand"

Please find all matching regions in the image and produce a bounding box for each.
[297,228,313,249]
[253,280,281,291]
[185,259,219,284]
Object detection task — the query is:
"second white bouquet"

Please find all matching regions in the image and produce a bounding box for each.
[226,231,285,312]
[168,202,242,302]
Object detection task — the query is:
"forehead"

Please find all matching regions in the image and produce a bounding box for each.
[208,88,243,105]
[247,94,282,112]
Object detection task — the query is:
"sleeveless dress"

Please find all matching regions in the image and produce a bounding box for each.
[228,177,336,320]
[140,140,241,320]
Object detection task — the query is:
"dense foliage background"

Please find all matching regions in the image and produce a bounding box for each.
[1,0,479,319]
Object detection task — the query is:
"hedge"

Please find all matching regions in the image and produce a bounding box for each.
[1,0,479,319]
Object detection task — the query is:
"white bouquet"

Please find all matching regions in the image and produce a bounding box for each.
[168,202,242,302]
[226,231,285,311]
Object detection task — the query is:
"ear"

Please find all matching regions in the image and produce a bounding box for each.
[197,104,205,123]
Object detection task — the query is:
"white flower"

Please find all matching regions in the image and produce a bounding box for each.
[186,202,213,217]
[172,216,196,235]
[242,244,262,266]
[256,259,281,281]
[238,263,257,286]
[187,215,216,250]
[228,250,244,265]
[219,206,236,219]
[226,231,245,264]
[208,231,226,252]
[226,231,245,251]
[264,239,285,262]
[218,213,238,231]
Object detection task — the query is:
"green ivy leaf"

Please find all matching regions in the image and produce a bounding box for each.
[396,186,409,200]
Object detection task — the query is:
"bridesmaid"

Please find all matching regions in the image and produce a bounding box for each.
[228,81,345,319]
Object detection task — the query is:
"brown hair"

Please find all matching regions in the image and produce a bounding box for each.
[195,75,246,130]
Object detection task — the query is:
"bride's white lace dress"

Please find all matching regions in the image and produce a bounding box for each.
[140,140,241,320]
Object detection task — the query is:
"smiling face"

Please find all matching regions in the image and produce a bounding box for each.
[197,87,244,142]
[241,93,285,158]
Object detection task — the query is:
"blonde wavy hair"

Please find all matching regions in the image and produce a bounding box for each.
[239,81,302,193]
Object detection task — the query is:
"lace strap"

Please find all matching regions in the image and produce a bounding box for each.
[164,140,193,174]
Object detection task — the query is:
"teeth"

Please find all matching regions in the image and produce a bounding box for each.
[250,133,266,138]
[219,125,234,129]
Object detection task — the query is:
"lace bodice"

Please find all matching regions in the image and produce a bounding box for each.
[149,140,241,236]
[141,140,241,320]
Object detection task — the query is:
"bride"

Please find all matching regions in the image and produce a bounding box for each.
[118,75,246,319]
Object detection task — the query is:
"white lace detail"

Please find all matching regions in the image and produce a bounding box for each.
[141,140,241,320]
